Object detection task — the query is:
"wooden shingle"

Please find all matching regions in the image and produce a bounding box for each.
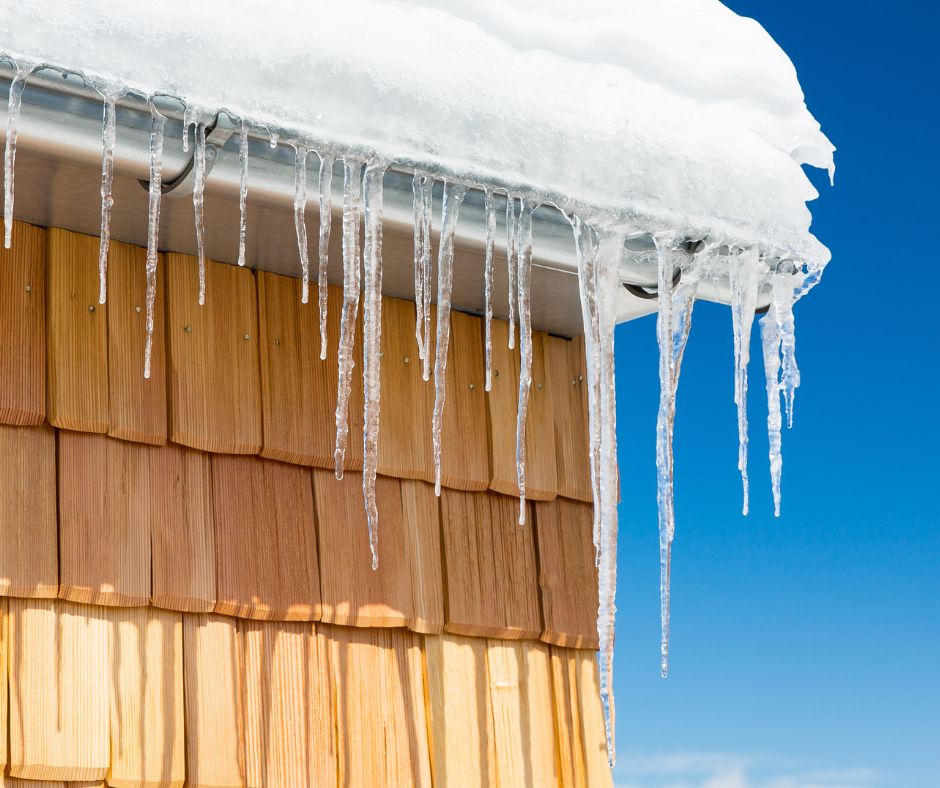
[544,334,592,502]
[165,253,261,454]
[440,489,542,640]
[57,432,151,607]
[241,621,336,787]
[107,606,185,788]
[212,455,320,621]
[313,469,414,629]
[107,240,167,445]
[536,497,600,650]
[0,219,45,425]
[439,309,490,491]
[0,423,57,598]
[400,479,444,634]
[183,614,245,788]
[150,443,216,613]
[326,624,432,787]
[46,228,109,433]
[7,600,110,782]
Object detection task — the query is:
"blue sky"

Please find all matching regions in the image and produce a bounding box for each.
[610,2,939,786]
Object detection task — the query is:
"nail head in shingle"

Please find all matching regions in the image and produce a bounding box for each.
[243,333,251,341]
[135,305,142,313]
[404,356,410,364]
[578,374,583,382]
[88,305,96,313]
[469,383,475,390]
[184,324,192,333]
[24,284,32,293]
[536,382,543,390]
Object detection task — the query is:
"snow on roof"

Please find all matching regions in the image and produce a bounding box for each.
[1,0,833,262]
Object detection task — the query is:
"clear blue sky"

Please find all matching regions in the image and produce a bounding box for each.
[610,3,939,786]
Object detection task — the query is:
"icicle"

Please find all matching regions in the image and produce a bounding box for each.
[760,305,783,516]
[483,190,496,391]
[143,102,167,380]
[333,158,364,478]
[361,163,386,570]
[181,104,195,153]
[4,64,32,250]
[412,173,427,361]
[728,248,760,515]
[317,153,334,359]
[237,122,248,267]
[269,132,278,149]
[431,180,469,496]
[654,237,703,679]
[96,92,118,305]
[293,145,311,304]
[506,195,517,349]
[417,176,434,381]
[570,216,603,563]
[772,271,800,428]
[514,201,534,525]
[193,122,207,306]
[593,229,625,767]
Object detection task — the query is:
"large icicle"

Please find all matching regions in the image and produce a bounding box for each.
[4,64,32,249]
[333,158,364,478]
[143,101,167,380]
[728,248,760,515]
[571,216,603,562]
[412,173,429,362]
[431,180,468,496]
[772,271,800,428]
[317,153,334,359]
[193,122,208,306]
[514,200,534,525]
[96,92,118,304]
[655,237,703,679]
[506,195,517,349]
[361,163,386,570]
[760,304,784,516]
[292,145,311,304]
[593,229,624,767]
[483,189,496,391]
[237,122,248,267]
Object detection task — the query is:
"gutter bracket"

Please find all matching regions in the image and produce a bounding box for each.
[138,112,236,198]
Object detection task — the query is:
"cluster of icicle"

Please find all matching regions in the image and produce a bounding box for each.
[653,238,809,679]
[3,64,816,769]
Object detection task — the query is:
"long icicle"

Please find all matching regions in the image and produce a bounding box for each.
[420,176,434,381]
[483,189,496,391]
[431,180,469,496]
[333,158,364,478]
[728,248,760,515]
[317,153,334,359]
[594,229,625,767]
[237,121,248,267]
[506,195,517,349]
[571,216,603,562]
[4,64,32,249]
[655,237,703,679]
[361,163,386,570]
[143,101,167,380]
[96,92,118,304]
[293,145,310,304]
[412,174,427,361]
[773,271,800,428]
[760,304,784,516]
[193,122,207,306]
[514,200,534,525]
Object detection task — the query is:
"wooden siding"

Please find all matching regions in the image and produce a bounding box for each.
[0,220,609,788]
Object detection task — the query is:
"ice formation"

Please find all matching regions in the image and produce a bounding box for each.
[292,144,310,304]
[514,201,534,525]
[143,101,166,380]
[96,92,118,305]
[431,181,468,497]
[317,153,334,359]
[237,122,248,267]
[333,158,364,479]
[361,162,387,570]
[655,238,704,679]
[0,0,836,769]
[728,248,761,514]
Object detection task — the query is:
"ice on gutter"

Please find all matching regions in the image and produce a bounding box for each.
[0,0,834,767]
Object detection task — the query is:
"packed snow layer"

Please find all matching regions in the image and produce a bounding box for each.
[0,0,833,262]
